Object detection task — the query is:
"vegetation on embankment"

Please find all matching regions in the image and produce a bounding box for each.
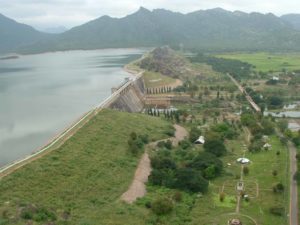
[0,109,174,225]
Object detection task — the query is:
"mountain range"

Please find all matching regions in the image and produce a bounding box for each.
[1,7,300,54]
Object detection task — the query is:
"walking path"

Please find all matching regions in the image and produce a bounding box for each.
[227,74,261,113]
[121,124,188,203]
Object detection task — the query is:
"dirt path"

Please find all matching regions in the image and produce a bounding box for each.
[121,124,188,203]
[120,153,152,203]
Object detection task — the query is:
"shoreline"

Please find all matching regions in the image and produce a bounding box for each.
[0,63,144,179]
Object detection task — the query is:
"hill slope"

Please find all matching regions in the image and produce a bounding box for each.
[0,13,52,53]
[281,14,300,30]
[21,8,300,53]
[3,8,300,53]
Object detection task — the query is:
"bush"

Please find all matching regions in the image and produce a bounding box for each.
[189,127,201,143]
[151,198,173,215]
[243,166,249,175]
[270,206,285,216]
[219,192,225,202]
[173,191,182,202]
[179,139,191,149]
[273,183,284,193]
[272,170,278,177]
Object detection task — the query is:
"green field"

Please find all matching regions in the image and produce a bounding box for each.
[0,109,173,225]
[143,71,177,88]
[216,52,300,72]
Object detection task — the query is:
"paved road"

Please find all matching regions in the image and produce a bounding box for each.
[288,141,299,225]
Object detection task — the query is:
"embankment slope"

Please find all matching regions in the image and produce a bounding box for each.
[0,109,173,225]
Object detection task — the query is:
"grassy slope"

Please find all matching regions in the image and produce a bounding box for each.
[143,71,177,88]
[0,109,173,225]
[216,52,300,72]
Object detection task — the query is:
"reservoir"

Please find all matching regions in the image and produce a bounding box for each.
[0,49,144,167]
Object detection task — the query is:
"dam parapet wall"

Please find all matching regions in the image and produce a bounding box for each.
[98,72,145,113]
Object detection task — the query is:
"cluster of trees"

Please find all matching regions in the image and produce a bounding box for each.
[149,129,228,193]
[146,86,172,94]
[210,123,239,140]
[241,113,275,137]
[190,53,253,80]
[146,108,181,122]
[149,148,224,193]
[173,80,199,96]
[127,132,149,155]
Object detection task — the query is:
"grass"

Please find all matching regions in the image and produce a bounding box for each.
[216,52,300,72]
[186,134,289,225]
[143,71,177,88]
[0,109,173,225]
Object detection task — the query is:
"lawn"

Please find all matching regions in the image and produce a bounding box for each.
[216,52,300,72]
[0,109,173,225]
[143,71,177,88]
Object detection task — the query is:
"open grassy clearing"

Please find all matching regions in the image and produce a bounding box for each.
[0,109,173,225]
[143,71,178,88]
[216,52,300,72]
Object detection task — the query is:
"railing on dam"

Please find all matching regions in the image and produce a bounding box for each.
[96,71,144,109]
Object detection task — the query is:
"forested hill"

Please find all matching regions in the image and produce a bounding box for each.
[2,8,300,54]
[281,14,300,30]
[0,14,53,53]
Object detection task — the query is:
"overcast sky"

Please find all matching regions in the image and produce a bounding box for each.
[1,0,300,30]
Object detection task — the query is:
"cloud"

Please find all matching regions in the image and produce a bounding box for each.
[1,0,300,30]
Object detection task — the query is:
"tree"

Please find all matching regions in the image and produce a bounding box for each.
[175,168,209,193]
[203,139,227,157]
[188,152,223,178]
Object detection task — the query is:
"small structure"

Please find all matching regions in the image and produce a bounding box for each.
[236,158,250,164]
[228,218,242,225]
[263,143,272,150]
[194,136,205,144]
[272,76,279,81]
[262,135,269,141]
[237,181,244,191]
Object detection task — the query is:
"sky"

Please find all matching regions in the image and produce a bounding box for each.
[1,0,300,31]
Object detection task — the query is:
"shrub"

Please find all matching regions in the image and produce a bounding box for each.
[189,127,201,143]
[151,198,173,215]
[272,170,278,177]
[243,166,249,175]
[179,139,191,149]
[273,183,284,193]
[270,206,285,216]
[173,191,182,202]
[219,192,225,202]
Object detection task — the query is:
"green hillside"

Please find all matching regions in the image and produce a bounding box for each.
[0,109,173,225]
[13,8,300,54]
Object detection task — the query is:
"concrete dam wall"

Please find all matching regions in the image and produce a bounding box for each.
[103,75,145,113]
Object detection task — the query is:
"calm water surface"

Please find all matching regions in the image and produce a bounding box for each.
[0,49,144,167]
